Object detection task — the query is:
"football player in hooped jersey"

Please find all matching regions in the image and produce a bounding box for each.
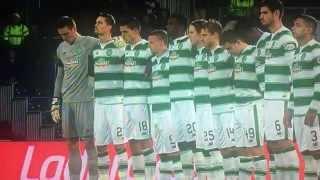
[148,29,183,179]
[92,13,128,179]
[222,27,266,180]
[201,20,239,180]
[119,17,155,180]
[290,14,320,179]
[257,0,299,178]
[190,19,225,180]
[168,18,197,179]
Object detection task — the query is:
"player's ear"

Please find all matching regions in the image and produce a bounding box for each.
[306,26,313,35]
[236,39,242,46]
[274,9,281,18]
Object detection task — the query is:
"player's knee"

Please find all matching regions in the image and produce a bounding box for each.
[267,140,294,153]
[129,141,143,155]
[247,146,265,156]
[140,138,153,149]
[96,145,107,156]
[178,141,196,151]
[83,137,95,146]
[220,147,236,158]
[67,138,79,150]
[303,150,320,159]
[282,150,299,167]
[115,144,126,154]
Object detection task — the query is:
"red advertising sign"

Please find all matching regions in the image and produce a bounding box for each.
[0,141,107,180]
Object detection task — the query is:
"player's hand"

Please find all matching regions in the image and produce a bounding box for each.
[304,109,317,127]
[51,98,61,123]
[283,110,293,128]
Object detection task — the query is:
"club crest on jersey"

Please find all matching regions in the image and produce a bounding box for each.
[284,43,296,51]
[169,51,179,60]
[257,49,267,58]
[106,49,113,56]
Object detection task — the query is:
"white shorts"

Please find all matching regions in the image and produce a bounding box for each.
[264,100,293,141]
[213,110,236,149]
[195,104,219,150]
[94,103,125,145]
[171,100,196,143]
[234,100,264,148]
[124,104,151,140]
[293,115,320,152]
[151,110,179,154]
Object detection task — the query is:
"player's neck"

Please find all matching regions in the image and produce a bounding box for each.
[99,34,112,43]
[131,35,142,45]
[209,41,219,50]
[196,43,203,49]
[156,48,167,57]
[69,33,80,45]
[299,35,313,47]
[269,21,282,33]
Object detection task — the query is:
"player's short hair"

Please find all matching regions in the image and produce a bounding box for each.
[56,16,76,29]
[259,0,284,18]
[190,19,208,33]
[221,30,243,44]
[118,16,141,32]
[168,14,187,30]
[204,19,222,37]
[222,17,261,44]
[149,29,168,46]
[221,21,248,44]
[295,14,318,35]
[98,12,116,26]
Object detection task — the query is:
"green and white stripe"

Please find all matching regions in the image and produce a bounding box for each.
[256,32,270,92]
[123,39,152,104]
[208,46,235,113]
[234,45,262,104]
[93,40,125,104]
[194,47,210,105]
[256,26,298,100]
[291,39,320,115]
[149,50,171,112]
[169,36,194,101]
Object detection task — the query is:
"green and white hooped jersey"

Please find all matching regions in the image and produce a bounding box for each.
[92,40,125,104]
[208,46,235,112]
[169,35,195,101]
[194,47,211,105]
[123,39,152,104]
[255,32,269,92]
[256,26,298,100]
[290,39,320,116]
[233,45,262,104]
[149,50,170,112]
